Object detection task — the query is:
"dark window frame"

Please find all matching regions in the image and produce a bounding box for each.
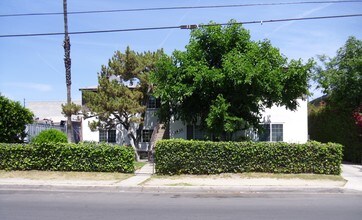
[99,129,116,143]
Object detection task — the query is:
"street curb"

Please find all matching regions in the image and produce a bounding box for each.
[0,184,360,194]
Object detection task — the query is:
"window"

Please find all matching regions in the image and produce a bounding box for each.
[142,130,153,142]
[107,130,116,143]
[147,96,160,109]
[99,129,116,143]
[99,130,107,142]
[258,124,283,142]
[271,124,283,142]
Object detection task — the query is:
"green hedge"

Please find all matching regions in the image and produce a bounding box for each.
[0,142,134,173]
[155,139,343,175]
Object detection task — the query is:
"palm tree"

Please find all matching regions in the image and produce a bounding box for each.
[63,0,73,142]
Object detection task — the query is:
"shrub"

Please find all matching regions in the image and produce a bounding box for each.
[31,129,68,144]
[155,139,343,175]
[0,142,134,173]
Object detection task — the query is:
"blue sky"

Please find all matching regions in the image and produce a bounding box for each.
[0,0,361,103]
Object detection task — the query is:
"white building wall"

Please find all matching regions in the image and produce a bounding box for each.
[169,117,187,139]
[144,109,159,129]
[81,118,99,142]
[261,98,308,143]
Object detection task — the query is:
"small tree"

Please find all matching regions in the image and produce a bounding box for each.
[0,94,33,143]
[61,102,81,140]
[83,47,164,160]
[152,21,313,140]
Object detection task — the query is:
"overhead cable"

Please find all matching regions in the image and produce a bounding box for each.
[0,13,361,38]
[0,0,361,17]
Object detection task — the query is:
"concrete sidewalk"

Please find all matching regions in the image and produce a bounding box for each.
[341,164,362,191]
[0,163,361,193]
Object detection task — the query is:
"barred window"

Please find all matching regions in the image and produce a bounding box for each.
[147,96,160,109]
[107,130,116,143]
[142,130,153,142]
[99,129,116,143]
[99,130,107,142]
[271,124,283,142]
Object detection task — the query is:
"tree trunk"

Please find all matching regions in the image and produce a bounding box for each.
[63,0,73,143]
[128,131,140,161]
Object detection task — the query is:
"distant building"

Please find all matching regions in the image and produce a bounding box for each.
[25,100,82,142]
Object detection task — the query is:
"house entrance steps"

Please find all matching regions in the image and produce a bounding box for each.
[148,123,166,162]
[117,163,154,187]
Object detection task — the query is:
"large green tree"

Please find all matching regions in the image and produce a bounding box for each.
[152,21,313,140]
[310,36,362,162]
[83,47,164,160]
[313,36,362,110]
[0,95,33,143]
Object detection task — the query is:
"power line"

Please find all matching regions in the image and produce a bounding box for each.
[0,13,361,38]
[0,0,361,17]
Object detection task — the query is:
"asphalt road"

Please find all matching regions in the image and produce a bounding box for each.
[1,190,362,220]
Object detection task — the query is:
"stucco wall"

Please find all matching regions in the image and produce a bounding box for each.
[81,118,99,142]
[261,98,308,143]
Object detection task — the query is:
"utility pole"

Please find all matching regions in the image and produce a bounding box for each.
[63,0,73,142]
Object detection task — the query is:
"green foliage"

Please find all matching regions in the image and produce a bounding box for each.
[155,139,343,175]
[61,102,81,117]
[309,104,361,163]
[0,95,33,143]
[313,36,362,110]
[31,129,68,144]
[0,142,134,173]
[152,21,313,140]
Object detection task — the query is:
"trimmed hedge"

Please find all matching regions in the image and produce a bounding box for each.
[155,139,343,175]
[0,142,134,173]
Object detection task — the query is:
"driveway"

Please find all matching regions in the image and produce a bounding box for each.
[341,164,362,191]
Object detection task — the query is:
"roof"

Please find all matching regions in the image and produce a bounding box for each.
[26,100,81,123]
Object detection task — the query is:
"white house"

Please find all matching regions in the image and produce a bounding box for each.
[80,86,308,153]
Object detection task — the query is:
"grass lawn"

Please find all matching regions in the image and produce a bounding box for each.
[0,161,147,181]
[134,161,147,170]
[0,170,133,181]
